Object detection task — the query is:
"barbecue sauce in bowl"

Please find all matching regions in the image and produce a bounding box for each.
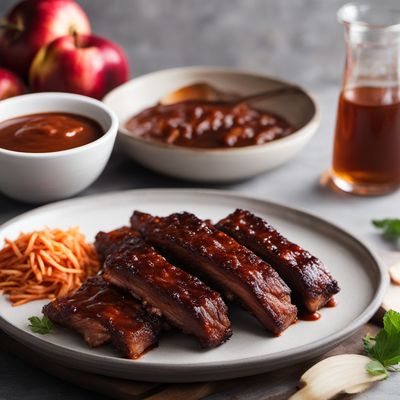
[0,112,103,153]
[125,100,295,148]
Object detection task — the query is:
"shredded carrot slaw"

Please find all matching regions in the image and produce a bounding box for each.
[0,227,100,306]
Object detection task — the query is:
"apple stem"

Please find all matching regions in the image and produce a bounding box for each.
[72,30,81,48]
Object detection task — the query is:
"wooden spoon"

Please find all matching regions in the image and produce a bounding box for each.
[160,82,236,104]
[160,82,302,106]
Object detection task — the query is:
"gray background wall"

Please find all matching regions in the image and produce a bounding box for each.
[0,0,348,90]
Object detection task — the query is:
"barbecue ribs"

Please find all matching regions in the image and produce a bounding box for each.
[217,209,340,312]
[131,211,298,335]
[102,234,232,348]
[43,276,161,359]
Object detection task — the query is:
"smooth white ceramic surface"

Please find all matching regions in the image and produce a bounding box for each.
[0,93,118,203]
[103,67,320,182]
[0,189,387,382]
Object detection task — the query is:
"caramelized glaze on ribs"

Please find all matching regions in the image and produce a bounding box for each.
[43,276,161,359]
[102,235,232,348]
[95,227,141,262]
[131,211,298,335]
[216,209,340,312]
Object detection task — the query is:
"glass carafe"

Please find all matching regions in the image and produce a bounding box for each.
[331,3,400,195]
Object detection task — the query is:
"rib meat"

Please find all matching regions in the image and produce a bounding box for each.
[95,226,140,262]
[43,276,161,359]
[102,236,232,348]
[216,209,340,312]
[131,211,297,335]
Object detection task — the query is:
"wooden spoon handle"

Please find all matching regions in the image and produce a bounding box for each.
[235,85,303,104]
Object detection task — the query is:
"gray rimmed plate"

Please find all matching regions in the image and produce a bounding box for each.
[0,189,388,382]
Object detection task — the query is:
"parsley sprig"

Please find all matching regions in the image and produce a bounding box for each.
[373,219,400,241]
[363,310,400,377]
[28,315,54,334]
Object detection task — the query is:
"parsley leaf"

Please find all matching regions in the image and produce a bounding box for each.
[364,310,400,376]
[363,333,376,353]
[373,219,400,241]
[28,315,54,334]
[372,310,400,367]
[366,360,388,377]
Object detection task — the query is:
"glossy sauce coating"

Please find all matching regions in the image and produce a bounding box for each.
[0,112,103,153]
[216,209,340,313]
[43,276,161,359]
[131,211,297,335]
[103,234,232,348]
[95,227,141,262]
[125,100,295,148]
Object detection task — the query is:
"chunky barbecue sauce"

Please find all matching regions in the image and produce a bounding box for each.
[0,112,103,153]
[125,100,295,148]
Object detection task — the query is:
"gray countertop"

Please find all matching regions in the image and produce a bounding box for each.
[0,0,399,399]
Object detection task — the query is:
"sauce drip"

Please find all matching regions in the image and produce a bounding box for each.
[0,112,103,153]
[297,298,336,322]
[298,311,321,321]
[333,86,400,187]
[125,100,295,148]
[325,297,337,308]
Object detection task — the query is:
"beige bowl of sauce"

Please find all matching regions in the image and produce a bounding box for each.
[104,67,319,182]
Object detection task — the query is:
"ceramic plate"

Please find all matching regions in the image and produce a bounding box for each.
[0,189,388,382]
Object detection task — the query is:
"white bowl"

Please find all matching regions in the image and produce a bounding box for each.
[104,67,320,182]
[0,93,118,203]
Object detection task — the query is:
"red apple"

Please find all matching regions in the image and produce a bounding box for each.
[0,0,91,78]
[29,34,130,99]
[0,67,26,100]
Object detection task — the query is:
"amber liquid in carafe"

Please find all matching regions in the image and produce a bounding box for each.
[333,86,400,190]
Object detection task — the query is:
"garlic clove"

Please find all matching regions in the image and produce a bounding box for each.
[289,354,385,400]
[381,284,400,313]
[345,382,373,394]
[389,261,400,285]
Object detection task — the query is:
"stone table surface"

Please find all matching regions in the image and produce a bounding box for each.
[0,0,399,399]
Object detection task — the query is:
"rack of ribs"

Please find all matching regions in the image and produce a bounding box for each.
[131,211,298,335]
[216,209,340,313]
[102,233,232,348]
[43,276,161,359]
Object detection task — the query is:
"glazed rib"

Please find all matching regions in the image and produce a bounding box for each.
[95,226,141,262]
[102,236,232,348]
[216,209,340,312]
[131,211,297,335]
[43,276,161,359]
